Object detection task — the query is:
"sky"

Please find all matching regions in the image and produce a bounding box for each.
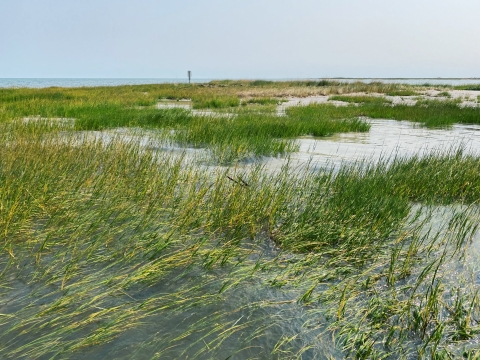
[1,0,479,79]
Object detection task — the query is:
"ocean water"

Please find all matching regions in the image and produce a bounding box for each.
[0,78,211,88]
[1,78,479,88]
[327,78,480,86]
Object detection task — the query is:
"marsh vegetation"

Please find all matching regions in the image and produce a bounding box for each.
[1,80,480,358]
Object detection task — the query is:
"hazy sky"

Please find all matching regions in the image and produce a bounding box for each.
[1,0,479,79]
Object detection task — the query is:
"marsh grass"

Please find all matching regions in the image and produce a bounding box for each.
[0,124,296,357]
[437,91,452,98]
[289,99,480,128]
[241,97,283,106]
[285,106,370,136]
[1,82,480,358]
[385,89,419,96]
[455,85,480,91]
[329,95,393,104]
[0,85,370,163]
[1,124,479,358]
[170,111,370,163]
[192,96,240,109]
[274,149,480,253]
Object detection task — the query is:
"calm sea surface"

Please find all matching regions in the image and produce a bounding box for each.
[328,78,480,86]
[1,78,479,88]
[0,78,212,88]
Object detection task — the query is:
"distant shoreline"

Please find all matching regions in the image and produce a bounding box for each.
[327,77,480,80]
[1,77,480,89]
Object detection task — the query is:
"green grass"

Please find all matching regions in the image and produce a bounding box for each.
[437,91,451,98]
[70,107,369,164]
[0,86,370,163]
[275,149,480,253]
[192,96,240,109]
[168,110,369,163]
[285,105,370,136]
[329,95,393,104]
[455,84,480,91]
[289,100,480,128]
[250,80,275,86]
[0,119,479,358]
[241,97,283,106]
[1,82,480,358]
[385,89,419,96]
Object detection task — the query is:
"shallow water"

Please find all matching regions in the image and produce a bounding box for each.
[156,100,236,118]
[262,119,480,171]
[60,116,480,175]
[4,114,480,358]
[156,100,192,110]
[75,270,340,359]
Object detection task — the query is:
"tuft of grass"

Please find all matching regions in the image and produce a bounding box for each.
[386,89,418,96]
[289,100,480,128]
[436,91,451,98]
[454,84,480,91]
[250,80,275,86]
[286,104,371,136]
[329,95,393,104]
[242,98,283,106]
[192,96,240,109]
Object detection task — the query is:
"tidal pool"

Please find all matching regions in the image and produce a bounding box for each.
[261,119,480,171]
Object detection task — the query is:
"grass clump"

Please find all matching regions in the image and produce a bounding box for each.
[171,110,369,163]
[290,100,480,128]
[329,95,392,104]
[241,97,282,106]
[455,84,480,91]
[386,89,419,96]
[437,91,451,98]
[192,96,240,109]
[72,106,192,130]
[172,114,298,163]
[0,123,299,358]
[250,80,275,86]
[270,150,480,358]
[286,105,370,136]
